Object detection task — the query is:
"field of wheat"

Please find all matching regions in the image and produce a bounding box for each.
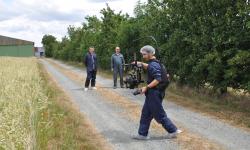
[0,57,48,149]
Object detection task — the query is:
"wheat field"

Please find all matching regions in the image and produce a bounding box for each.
[0,57,48,149]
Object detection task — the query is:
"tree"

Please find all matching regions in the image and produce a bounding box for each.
[42,0,250,93]
[41,35,57,57]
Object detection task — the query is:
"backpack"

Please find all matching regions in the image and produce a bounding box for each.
[152,59,170,91]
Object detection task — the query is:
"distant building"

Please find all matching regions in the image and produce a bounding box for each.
[34,47,45,57]
[0,35,34,57]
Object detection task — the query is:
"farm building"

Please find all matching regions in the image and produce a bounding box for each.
[34,47,45,57]
[0,35,34,57]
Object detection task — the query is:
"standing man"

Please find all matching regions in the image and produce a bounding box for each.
[111,47,125,89]
[84,47,97,91]
[133,45,181,140]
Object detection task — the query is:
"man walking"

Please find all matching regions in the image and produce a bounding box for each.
[111,47,125,89]
[84,47,97,91]
[133,45,181,140]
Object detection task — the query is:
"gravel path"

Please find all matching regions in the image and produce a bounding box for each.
[41,59,180,150]
[42,59,250,150]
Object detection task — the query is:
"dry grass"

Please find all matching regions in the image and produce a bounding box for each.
[47,59,224,150]
[0,57,111,150]
[0,57,48,149]
[167,84,250,130]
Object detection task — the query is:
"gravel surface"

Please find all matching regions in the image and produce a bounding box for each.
[42,59,250,150]
[41,59,180,150]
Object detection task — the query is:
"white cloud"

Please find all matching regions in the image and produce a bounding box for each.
[0,0,146,46]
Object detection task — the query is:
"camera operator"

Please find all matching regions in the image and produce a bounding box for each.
[133,45,181,140]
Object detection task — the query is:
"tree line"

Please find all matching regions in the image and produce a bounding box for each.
[42,0,250,94]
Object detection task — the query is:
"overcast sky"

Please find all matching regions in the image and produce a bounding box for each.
[0,0,147,46]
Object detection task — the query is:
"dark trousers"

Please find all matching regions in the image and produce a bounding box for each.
[85,70,97,88]
[113,66,123,87]
[138,89,177,136]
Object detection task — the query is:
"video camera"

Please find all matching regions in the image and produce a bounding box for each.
[123,36,165,95]
[123,61,144,89]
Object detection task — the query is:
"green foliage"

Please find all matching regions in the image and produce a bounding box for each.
[41,35,57,57]
[42,0,250,93]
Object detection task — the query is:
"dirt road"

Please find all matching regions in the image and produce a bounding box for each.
[41,59,250,150]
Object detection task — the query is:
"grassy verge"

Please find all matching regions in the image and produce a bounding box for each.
[61,59,250,129]
[37,61,110,149]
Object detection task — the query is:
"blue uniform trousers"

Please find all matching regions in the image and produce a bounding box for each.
[113,65,123,87]
[138,89,177,136]
[85,70,96,88]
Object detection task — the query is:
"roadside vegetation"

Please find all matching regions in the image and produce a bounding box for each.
[42,0,249,95]
[42,0,249,128]
[167,84,250,129]
[0,57,110,150]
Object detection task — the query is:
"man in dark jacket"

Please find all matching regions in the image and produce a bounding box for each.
[111,47,125,89]
[84,47,97,91]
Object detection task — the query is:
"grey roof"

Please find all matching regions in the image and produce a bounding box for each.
[0,35,34,46]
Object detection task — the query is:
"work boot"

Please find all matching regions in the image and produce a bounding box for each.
[132,134,150,140]
[165,129,182,139]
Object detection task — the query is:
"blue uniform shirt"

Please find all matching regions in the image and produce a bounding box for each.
[147,60,162,84]
[111,53,125,70]
[84,52,97,71]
